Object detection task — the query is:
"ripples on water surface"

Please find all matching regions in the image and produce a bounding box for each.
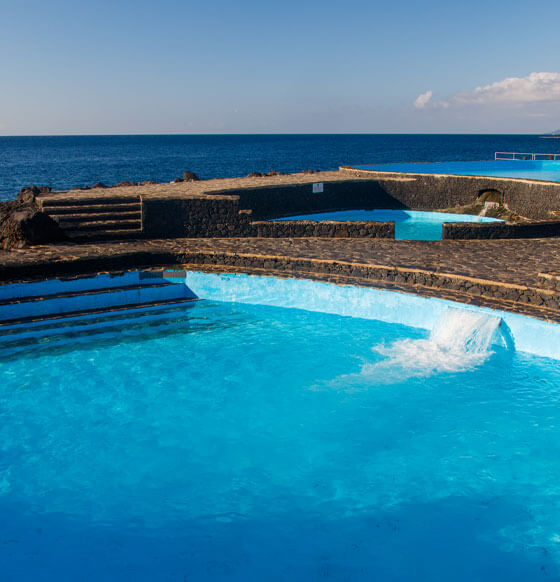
[2,300,560,580]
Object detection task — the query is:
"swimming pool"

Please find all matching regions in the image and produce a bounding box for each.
[275,209,502,240]
[1,271,560,581]
[353,159,560,183]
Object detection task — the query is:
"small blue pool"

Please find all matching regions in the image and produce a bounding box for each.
[275,209,502,240]
[353,159,560,183]
[2,271,560,580]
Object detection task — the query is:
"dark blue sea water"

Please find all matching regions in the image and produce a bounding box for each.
[1,134,559,201]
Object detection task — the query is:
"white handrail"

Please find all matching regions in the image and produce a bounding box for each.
[495,152,560,161]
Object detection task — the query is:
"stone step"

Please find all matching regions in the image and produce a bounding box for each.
[65,229,144,241]
[43,203,141,215]
[51,211,141,223]
[40,196,139,208]
[39,194,143,241]
[57,219,141,232]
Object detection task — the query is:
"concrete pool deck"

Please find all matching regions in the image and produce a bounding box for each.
[3,169,560,323]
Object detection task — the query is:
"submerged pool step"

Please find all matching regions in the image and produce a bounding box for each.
[0,282,181,307]
[0,271,178,301]
[0,296,200,328]
[0,280,196,322]
[0,299,203,354]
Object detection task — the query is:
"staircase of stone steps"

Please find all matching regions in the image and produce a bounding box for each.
[38,195,143,241]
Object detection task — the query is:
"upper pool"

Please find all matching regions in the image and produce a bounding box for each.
[275,209,502,240]
[352,159,560,183]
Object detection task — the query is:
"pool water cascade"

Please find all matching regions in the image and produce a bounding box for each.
[2,270,560,580]
[370,308,507,379]
[430,308,503,356]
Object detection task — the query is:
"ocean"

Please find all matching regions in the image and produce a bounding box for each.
[1,134,559,202]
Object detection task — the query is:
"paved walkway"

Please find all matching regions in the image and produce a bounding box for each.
[1,237,558,285]
[2,237,560,321]
[38,170,407,201]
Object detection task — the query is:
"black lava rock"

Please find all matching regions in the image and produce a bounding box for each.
[1,204,67,249]
[17,185,51,204]
[182,172,200,182]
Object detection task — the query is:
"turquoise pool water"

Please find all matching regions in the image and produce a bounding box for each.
[353,159,560,183]
[2,273,560,580]
[275,209,502,240]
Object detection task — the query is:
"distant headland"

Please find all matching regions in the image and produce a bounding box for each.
[540,129,560,138]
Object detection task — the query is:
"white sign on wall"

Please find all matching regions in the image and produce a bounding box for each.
[312,182,324,194]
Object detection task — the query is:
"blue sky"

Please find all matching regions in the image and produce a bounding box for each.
[1,0,559,134]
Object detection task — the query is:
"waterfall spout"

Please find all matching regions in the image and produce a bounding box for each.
[362,308,504,382]
[429,308,502,356]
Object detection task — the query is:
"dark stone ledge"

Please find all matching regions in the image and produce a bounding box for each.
[250,220,394,238]
[443,221,560,240]
[2,245,559,322]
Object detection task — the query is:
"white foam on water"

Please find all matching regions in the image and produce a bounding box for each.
[374,308,502,379]
[332,308,503,388]
[430,308,502,355]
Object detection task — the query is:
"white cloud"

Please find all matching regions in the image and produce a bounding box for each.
[413,90,433,109]
[414,72,560,109]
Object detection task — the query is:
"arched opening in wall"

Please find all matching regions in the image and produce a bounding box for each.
[477,189,503,204]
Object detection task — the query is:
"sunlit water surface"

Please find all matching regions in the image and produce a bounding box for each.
[2,300,560,581]
[275,209,502,240]
[355,159,560,183]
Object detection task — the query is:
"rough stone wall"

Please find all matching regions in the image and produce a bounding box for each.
[503,182,560,219]
[141,188,396,239]
[251,220,394,238]
[142,197,252,238]
[442,220,560,240]
[223,174,560,220]
[231,181,407,219]
[141,173,560,239]
[141,194,396,239]
[342,170,560,219]
[227,176,482,218]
